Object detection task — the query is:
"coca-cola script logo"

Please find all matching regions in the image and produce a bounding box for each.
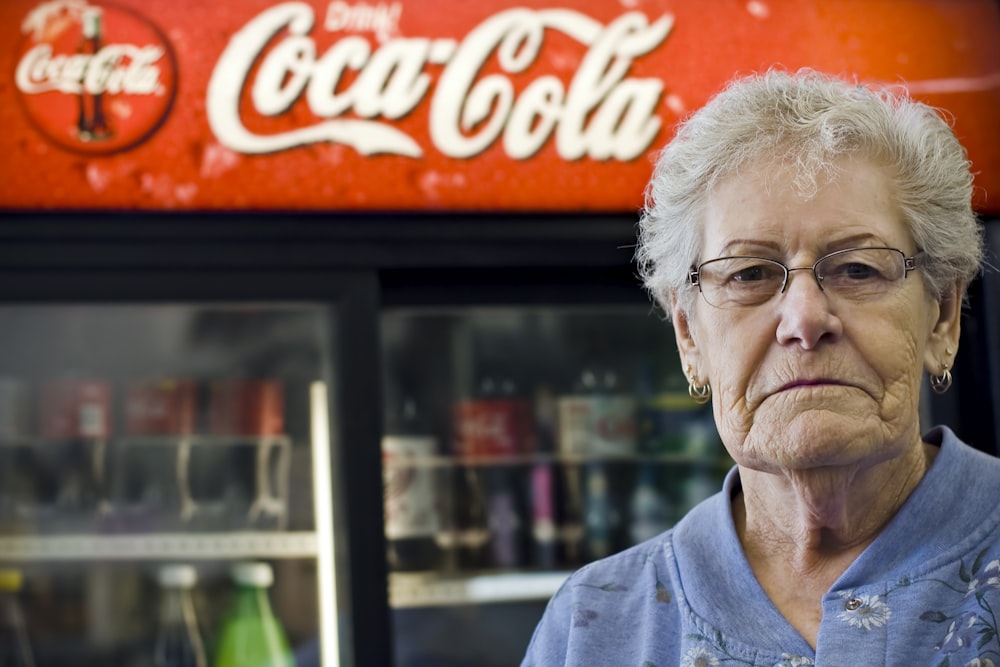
[15,1,177,154]
[208,4,673,159]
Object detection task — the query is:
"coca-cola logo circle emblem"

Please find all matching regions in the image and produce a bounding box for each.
[15,1,177,155]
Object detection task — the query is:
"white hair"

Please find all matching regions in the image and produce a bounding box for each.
[636,68,983,317]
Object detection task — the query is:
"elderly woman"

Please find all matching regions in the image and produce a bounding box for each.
[522,69,1000,666]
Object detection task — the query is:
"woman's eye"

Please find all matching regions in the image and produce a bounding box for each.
[731,265,775,282]
[835,262,879,280]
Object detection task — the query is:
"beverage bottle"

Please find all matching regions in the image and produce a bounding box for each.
[382,393,443,572]
[0,568,36,667]
[453,368,535,458]
[529,462,558,569]
[529,384,559,568]
[628,464,672,545]
[557,365,637,457]
[453,466,490,570]
[451,366,533,570]
[213,562,294,667]
[484,465,527,569]
[582,461,620,561]
[154,564,208,667]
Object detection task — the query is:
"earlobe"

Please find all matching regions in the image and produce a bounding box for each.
[923,283,962,373]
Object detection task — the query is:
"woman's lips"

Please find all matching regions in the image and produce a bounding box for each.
[779,379,848,391]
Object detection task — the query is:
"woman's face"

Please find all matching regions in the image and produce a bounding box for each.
[672,156,961,474]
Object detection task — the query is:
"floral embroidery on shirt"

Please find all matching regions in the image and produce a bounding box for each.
[967,559,1000,598]
[683,628,812,666]
[680,646,720,667]
[836,590,891,630]
[916,549,1000,667]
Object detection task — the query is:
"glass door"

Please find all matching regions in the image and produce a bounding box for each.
[0,302,353,666]
[380,305,731,666]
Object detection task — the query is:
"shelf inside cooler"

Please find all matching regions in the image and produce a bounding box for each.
[389,569,572,608]
[0,530,318,561]
[0,433,296,534]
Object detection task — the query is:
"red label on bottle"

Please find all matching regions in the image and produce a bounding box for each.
[39,379,112,438]
[208,379,284,436]
[124,378,197,435]
[453,398,535,457]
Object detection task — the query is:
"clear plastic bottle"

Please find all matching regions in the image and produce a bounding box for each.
[213,562,294,667]
[0,568,36,667]
[154,564,208,667]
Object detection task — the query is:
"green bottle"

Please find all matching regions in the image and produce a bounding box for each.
[213,562,294,667]
[0,569,36,667]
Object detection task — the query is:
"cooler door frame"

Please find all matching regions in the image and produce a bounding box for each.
[0,224,390,667]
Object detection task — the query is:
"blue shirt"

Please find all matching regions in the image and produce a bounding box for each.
[522,427,1000,666]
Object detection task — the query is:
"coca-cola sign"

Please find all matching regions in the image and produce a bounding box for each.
[14,1,177,155]
[207,4,672,160]
[0,0,997,211]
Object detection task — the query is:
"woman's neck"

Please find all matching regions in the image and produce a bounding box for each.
[731,441,937,647]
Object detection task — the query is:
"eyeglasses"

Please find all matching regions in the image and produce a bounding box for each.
[689,247,923,309]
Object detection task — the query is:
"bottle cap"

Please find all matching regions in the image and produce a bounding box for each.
[0,568,23,592]
[158,564,198,588]
[231,561,274,588]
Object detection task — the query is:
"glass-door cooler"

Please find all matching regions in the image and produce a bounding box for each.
[0,278,384,667]
[379,302,731,666]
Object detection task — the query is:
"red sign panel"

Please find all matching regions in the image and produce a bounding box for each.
[1,0,998,212]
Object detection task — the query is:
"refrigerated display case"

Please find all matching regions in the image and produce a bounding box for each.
[378,304,730,666]
[0,265,389,667]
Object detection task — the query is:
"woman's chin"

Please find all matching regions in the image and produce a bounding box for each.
[729,409,904,473]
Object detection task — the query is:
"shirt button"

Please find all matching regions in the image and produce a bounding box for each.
[845,597,863,611]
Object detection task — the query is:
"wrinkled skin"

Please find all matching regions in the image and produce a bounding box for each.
[669,156,963,646]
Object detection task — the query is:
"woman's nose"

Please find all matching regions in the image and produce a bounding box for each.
[774,269,844,349]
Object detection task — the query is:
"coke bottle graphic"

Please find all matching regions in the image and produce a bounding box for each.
[153,564,208,667]
[77,7,112,141]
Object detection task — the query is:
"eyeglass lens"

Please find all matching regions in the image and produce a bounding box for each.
[696,248,909,308]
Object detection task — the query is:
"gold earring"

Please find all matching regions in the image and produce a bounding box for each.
[929,363,953,394]
[685,364,711,405]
